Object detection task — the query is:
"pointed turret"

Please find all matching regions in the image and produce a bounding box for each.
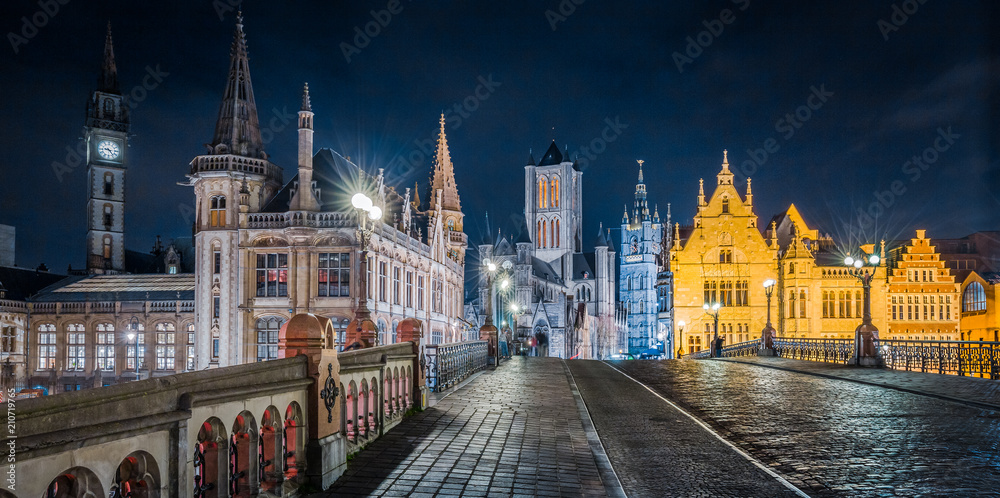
[716,149,734,186]
[411,181,421,211]
[98,22,119,94]
[209,11,265,159]
[698,178,705,206]
[430,113,462,214]
[527,148,535,166]
[653,204,660,224]
[746,177,753,206]
[622,206,630,225]
[290,83,319,211]
[538,141,563,166]
[596,223,608,247]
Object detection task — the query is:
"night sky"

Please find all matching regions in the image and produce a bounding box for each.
[2,1,997,273]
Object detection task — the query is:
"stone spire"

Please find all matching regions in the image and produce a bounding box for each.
[210,11,265,159]
[430,113,462,213]
[290,82,318,211]
[301,82,312,111]
[98,22,120,94]
[746,177,753,206]
[698,178,705,206]
[632,160,649,224]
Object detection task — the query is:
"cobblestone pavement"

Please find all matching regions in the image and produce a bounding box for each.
[612,359,1000,497]
[569,360,804,498]
[325,357,609,497]
[726,356,1000,409]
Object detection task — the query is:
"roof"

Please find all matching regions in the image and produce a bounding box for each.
[572,253,596,280]
[31,274,195,302]
[537,141,564,166]
[0,266,67,301]
[530,257,563,284]
[514,215,532,244]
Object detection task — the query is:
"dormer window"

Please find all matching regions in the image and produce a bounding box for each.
[721,197,730,214]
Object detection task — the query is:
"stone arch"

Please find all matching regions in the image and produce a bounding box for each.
[45,466,105,498]
[195,417,228,498]
[259,406,282,493]
[404,366,412,408]
[284,402,305,478]
[346,381,357,440]
[357,379,368,438]
[394,366,402,412]
[231,411,259,497]
[368,376,378,433]
[111,450,160,498]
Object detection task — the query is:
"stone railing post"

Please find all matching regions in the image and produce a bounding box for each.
[396,318,428,409]
[278,313,346,490]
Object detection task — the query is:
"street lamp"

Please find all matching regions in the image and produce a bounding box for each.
[844,245,884,366]
[346,192,382,349]
[703,302,722,357]
[676,320,685,358]
[480,258,500,366]
[760,279,777,356]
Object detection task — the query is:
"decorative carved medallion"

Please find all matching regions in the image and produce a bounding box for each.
[319,363,339,423]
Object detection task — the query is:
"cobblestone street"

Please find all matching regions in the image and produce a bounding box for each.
[612,358,1000,497]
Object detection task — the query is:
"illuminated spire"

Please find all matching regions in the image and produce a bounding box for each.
[210,11,265,158]
[301,82,312,112]
[430,113,462,213]
[717,149,734,185]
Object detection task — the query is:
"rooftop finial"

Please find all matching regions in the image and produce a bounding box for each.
[98,21,120,93]
[637,159,645,183]
[236,9,244,30]
[301,82,312,111]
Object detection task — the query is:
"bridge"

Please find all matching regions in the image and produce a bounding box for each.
[9,319,1000,497]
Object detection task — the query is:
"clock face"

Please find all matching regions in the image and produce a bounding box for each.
[97,140,120,160]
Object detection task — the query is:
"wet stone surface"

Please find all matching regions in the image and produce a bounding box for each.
[325,356,607,497]
[612,359,1000,497]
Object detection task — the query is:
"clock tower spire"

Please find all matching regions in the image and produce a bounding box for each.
[85,22,129,274]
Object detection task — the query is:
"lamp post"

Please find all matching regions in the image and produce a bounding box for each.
[760,279,777,356]
[703,302,722,357]
[480,259,500,366]
[346,192,382,349]
[845,247,884,367]
[676,320,685,358]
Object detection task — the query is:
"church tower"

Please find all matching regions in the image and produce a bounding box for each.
[618,160,664,355]
[185,13,282,368]
[427,114,466,263]
[85,23,128,274]
[524,141,583,279]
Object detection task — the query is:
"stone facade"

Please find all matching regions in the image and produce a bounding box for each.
[184,15,466,369]
[619,161,669,355]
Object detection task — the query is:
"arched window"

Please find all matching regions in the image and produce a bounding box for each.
[210,196,227,227]
[103,204,113,227]
[963,282,986,312]
[788,291,796,319]
[96,322,115,371]
[538,178,547,209]
[542,220,548,248]
[447,218,455,231]
[551,176,560,207]
[155,322,176,371]
[552,219,557,248]
[256,317,284,362]
[536,221,542,248]
[104,172,114,195]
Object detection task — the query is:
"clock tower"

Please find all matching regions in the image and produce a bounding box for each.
[619,160,666,355]
[85,23,129,274]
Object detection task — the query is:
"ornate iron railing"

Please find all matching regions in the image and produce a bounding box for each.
[880,339,1000,378]
[720,339,761,358]
[425,341,488,393]
[773,338,854,364]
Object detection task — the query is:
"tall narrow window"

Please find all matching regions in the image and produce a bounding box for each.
[799,290,806,318]
[542,220,548,248]
[417,276,426,311]
[155,323,176,370]
[103,205,113,227]
[66,324,86,371]
[855,291,862,318]
[255,253,289,297]
[538,178,547,209]
[536,221,542,248]
[103,172,114,195]
[186,323,195,371]
[126,324,146,370]
[406,271,414,308]
[378,262,388,302]
[555,219,560,248]
[0,327,13,353]
[393,266,401,305]
[721,198,730,214]
[318,253,350,297]
[213,250,221,274]
[552,177,560,207]
[96,323,115,371]
[37,325,56,370]
[209,196,227,227]
[103,236,112,259]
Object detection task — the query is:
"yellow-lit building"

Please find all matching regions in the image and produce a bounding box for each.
[671,152,969,351]
[936,231,1000,342]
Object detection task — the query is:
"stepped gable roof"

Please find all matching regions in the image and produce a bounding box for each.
[537,141,563,166]
[31,274,195,302]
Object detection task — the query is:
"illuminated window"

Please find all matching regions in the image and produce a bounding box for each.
[66,324,86,371]
[126,324,146,370]
[209,196,227,227]
[256,317,284,362]
[37,324,56,370]
[318,253,350,297]
[552,176,560,207]
[155,323,176,370]
[962,282,986,312]
[538,178,547,209]
[256,253,289,297]
[186,324,195,371]
[96,323,115,371]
